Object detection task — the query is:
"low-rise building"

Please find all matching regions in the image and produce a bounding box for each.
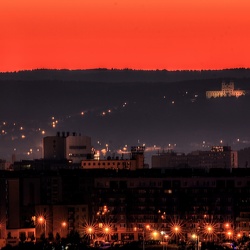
[152,146,238,169]
[81,146,145,170]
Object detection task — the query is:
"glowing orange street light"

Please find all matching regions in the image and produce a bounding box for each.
[38,216,44,224]
[61,221,67,228]
[104,226,110,241]
[104,226,109,234]
[87,226,94,240]
[38,216,46,237]
[88,227,93,234]
[174,226,179,244]
[153,231,158,239]
[60,221,67,236]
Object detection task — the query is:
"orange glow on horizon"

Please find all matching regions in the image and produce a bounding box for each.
[1,0,250,72]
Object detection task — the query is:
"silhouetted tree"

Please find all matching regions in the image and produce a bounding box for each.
[48,232,54,242]
[40,232,45,242]
[30,233,35,242]
[67,230,81,245]
[19,232,26,243]
[55,232,61,243]
[7,232,12,239]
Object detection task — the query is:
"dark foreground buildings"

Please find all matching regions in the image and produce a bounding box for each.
[1,166,250,244]
[1,136,250,246]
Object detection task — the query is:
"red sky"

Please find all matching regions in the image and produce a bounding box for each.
[1,0,250,72]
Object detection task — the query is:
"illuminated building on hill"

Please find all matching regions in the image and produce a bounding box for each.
[206,81,245,99]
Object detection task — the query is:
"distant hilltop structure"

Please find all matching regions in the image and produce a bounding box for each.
[206,81,246,99]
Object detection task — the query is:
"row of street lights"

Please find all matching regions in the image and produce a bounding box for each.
[32,208,237,245]
[133,221,237,248]
[33,216,68,239]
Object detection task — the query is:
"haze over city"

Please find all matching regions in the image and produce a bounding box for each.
[1,69,250,165]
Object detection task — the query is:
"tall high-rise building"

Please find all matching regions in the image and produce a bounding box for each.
[43,132,92,163]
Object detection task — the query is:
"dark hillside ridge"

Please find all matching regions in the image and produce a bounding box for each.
[1,69,250,162]
[1,68,250,82]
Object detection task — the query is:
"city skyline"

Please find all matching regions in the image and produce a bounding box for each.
[1,1,250,247]
[1,0,250,72]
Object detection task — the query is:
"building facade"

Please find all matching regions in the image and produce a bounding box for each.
[81,146,145,170]
[1,168,250,243]
[43,132,92,163]
[152,146,238,169]
[206,81,245,99]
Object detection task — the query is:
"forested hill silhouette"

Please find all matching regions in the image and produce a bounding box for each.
[1,68,250,82]
[1,68,250,162]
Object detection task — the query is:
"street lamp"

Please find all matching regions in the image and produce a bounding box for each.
[87,226,94,243]
[237,233,241,241]
[61,221,67,237]
[88,226,94,235]
[103,225,111,241]
[192,233,200,250]
[207,226,212,241]
[224,223,232,240]
[174,226,179,244]
[38,216,46,238]
[161,231,166,250]
[227,231,232,240]
[142,225,151,250]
